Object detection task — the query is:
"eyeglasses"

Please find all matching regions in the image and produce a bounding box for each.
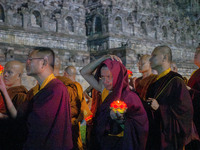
[27,57,44,61]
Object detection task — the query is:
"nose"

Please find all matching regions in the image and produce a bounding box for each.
[4,71,8,77]
[103,78,109,84]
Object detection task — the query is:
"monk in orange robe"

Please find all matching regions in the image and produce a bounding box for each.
[135,54,157,100]
[0,60,28,150]
[61,66,92,150]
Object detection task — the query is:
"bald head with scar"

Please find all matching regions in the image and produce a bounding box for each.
[64,66,76,82]
[3,60,24,88]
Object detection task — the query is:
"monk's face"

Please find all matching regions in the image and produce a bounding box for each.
[150,48,164,70]
[3,62,21,87]
[138,57,151,73]
[101,66,113,91]
[26,50,44,76]
[194,50,200,67]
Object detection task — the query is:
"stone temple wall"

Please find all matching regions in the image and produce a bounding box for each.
[85,0,200,78]
[0,0,199,90]
[0,0,90,90]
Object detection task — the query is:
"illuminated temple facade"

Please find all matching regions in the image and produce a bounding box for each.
[0,0,199,89]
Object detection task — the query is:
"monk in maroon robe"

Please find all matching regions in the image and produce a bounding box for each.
[188,68,200,137]
[0,47,73,150]
[146,45,196,150]
[23,79,72,150]
[187,45,200,137]
[81,55,148,150]
[185,45,200,149]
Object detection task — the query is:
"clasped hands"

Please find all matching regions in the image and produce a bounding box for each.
[146,98,159,111]
[110,110,125,124]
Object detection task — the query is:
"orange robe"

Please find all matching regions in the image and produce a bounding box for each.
[57,76,89,150]
[135,74,157,100]
[0,85,28,114]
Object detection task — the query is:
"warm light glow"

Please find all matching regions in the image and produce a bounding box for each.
[110,100,128,114]
[0,65,3,75]
[127,70,133,78]
[85,114,93,122]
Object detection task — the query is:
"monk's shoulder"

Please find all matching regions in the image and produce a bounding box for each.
[123,90,141,105]
[49,79,67,91]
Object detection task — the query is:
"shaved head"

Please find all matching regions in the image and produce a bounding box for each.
[154,45,172,63]
[64,66,77,81]
[4,60,24,87]
[64,66,76,76]
[140,54,151,61]
[138,54,152,74]
[32,47,55,70]
[5,60,24,75]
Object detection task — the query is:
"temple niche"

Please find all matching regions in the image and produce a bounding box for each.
[162,26,168,39]
[115,17,123,32]
[13,12,23,27]
[141,21,148,36]
[94,16,102,33]
[0,4,5,22]
[66,16,74,32]
[31,11,42,27]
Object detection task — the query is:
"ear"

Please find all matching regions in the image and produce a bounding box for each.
[163,55,167,62]
[16,73,21,81]
[43,58,48,66]
[18,73,21,78]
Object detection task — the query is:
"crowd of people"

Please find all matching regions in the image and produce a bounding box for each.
[0,44,199,150]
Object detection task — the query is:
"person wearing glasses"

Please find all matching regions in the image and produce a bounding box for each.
[0,60,28,150]
[0,47,73,150]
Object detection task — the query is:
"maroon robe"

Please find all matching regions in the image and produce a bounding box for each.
[22,79,73,150]
[188,68,200,137]
[146,71,195,150]
[89,59,148,150]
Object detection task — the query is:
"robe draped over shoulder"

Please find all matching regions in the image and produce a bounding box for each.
[135,74,157,100]
[146,71,196,150]
[23,79,73,150]
[89,59,148,150]
[188,68,200,137]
